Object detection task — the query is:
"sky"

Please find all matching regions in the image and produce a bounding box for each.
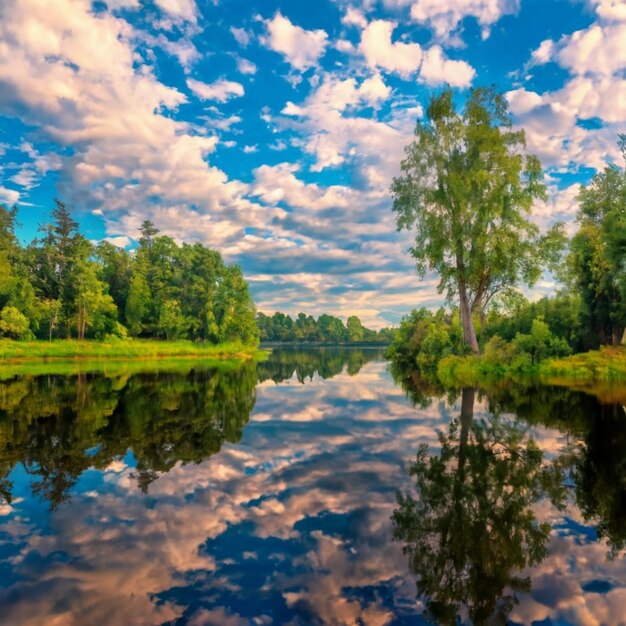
[0,0,624,328]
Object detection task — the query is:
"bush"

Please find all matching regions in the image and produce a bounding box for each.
[513,319,572,365]
[0,306,33,340]
[482,335,520,363]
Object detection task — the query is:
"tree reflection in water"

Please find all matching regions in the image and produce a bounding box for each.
[392,388,567,625]
[0,347,381,509]
[0,364,257,508]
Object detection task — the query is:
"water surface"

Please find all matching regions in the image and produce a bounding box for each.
[0,347,625,625]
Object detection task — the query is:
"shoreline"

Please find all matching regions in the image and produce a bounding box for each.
[435,345,626,387]
[0,339,266,363]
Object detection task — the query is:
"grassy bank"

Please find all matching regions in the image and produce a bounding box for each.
[436,345,626,387]
[0,338,266,363]
[540,346,626,381]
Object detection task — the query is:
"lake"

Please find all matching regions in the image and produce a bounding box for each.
[0,347,625,625]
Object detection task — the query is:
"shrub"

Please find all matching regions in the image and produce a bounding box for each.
[0,306,33,340]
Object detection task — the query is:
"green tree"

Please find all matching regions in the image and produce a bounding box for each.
[317,314,347,343]
[215,266,258,344]
[125,272,151,336]
[157,298,187,340]
[392,87,563,354]
[96,241,131,316]
[346,315,365,342]
[513,318,571,365]
[39,299,62,341]
[0,306,32,339]
[74,262,119,339]
[567,137,626,346]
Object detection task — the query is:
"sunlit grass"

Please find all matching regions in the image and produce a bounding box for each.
[0,338,266,362]
[539,346,626,381]
[437,345,626,388]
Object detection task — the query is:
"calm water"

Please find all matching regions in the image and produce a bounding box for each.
[1,347,625,625]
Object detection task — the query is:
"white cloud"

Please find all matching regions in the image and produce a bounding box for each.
[236,57,257,75]
[262,12,329,70]
[358,21,474,84]
[419,45,475,86]
[104,235,132,247]
[0,186,19,205]
[383,0,520,40]
[186,78,244,102]
[551,23,626,75]
[531,1,626,76]
[359,20,422,77]
[230,26,251,46]
[506,83,624,171]
[359,73,391,103]
[592,0,626,22]
[341,7,368,28]
[153,0,198,23]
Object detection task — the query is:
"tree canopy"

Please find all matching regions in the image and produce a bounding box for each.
[392,87,564,353]
[256,311,394,344]
[567,135,626,346]
[0,202,258,344]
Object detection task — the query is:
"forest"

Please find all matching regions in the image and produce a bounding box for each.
[0,201,258,344]
[256,311,394,343]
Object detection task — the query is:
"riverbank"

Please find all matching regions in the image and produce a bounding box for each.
[0,338,266,363]
[436,345,626,387]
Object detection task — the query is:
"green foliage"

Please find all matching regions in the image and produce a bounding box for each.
[346,315,365,342]
[566,139,626,347]
[0,361,258,507]
[485,289,585,351]
[386,307,464,371]
[256,311,392,344]
[392,87,563,353]
[0,205,259,346]
[540,346,626,381]
[513,319,572,365]
[391,305,575,388]
[157,299,186,340]
[0,306,32,339]
[0,338,263,362]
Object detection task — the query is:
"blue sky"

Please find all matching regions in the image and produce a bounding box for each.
[0,0,624,327]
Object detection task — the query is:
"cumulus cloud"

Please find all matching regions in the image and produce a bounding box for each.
[408,0,519,39]
[187,78,245,102]
[379,0,520,40]
[261,12,329,70]
[0,0,275,264]
[358,20,474,84]
[154,0,198,24]
[359,20,423,77]
[531,0,626,76]
[419,45,475,86]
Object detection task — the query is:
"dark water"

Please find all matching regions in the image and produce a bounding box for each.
[1,347,625,626]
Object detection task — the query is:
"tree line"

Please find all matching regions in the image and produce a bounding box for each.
[256,310,394,343]
[0,201,258,343]
[391,86,626,360]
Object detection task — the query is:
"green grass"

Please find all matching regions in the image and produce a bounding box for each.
[0,356,257,381]
[539,346,626,381]
[436,346,626,388]
[0,338,266,363]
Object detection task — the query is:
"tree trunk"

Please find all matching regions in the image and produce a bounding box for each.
[622,326,626,346]
[458,281,480,354]
[612,324,622,346]
[457,388,476,483]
